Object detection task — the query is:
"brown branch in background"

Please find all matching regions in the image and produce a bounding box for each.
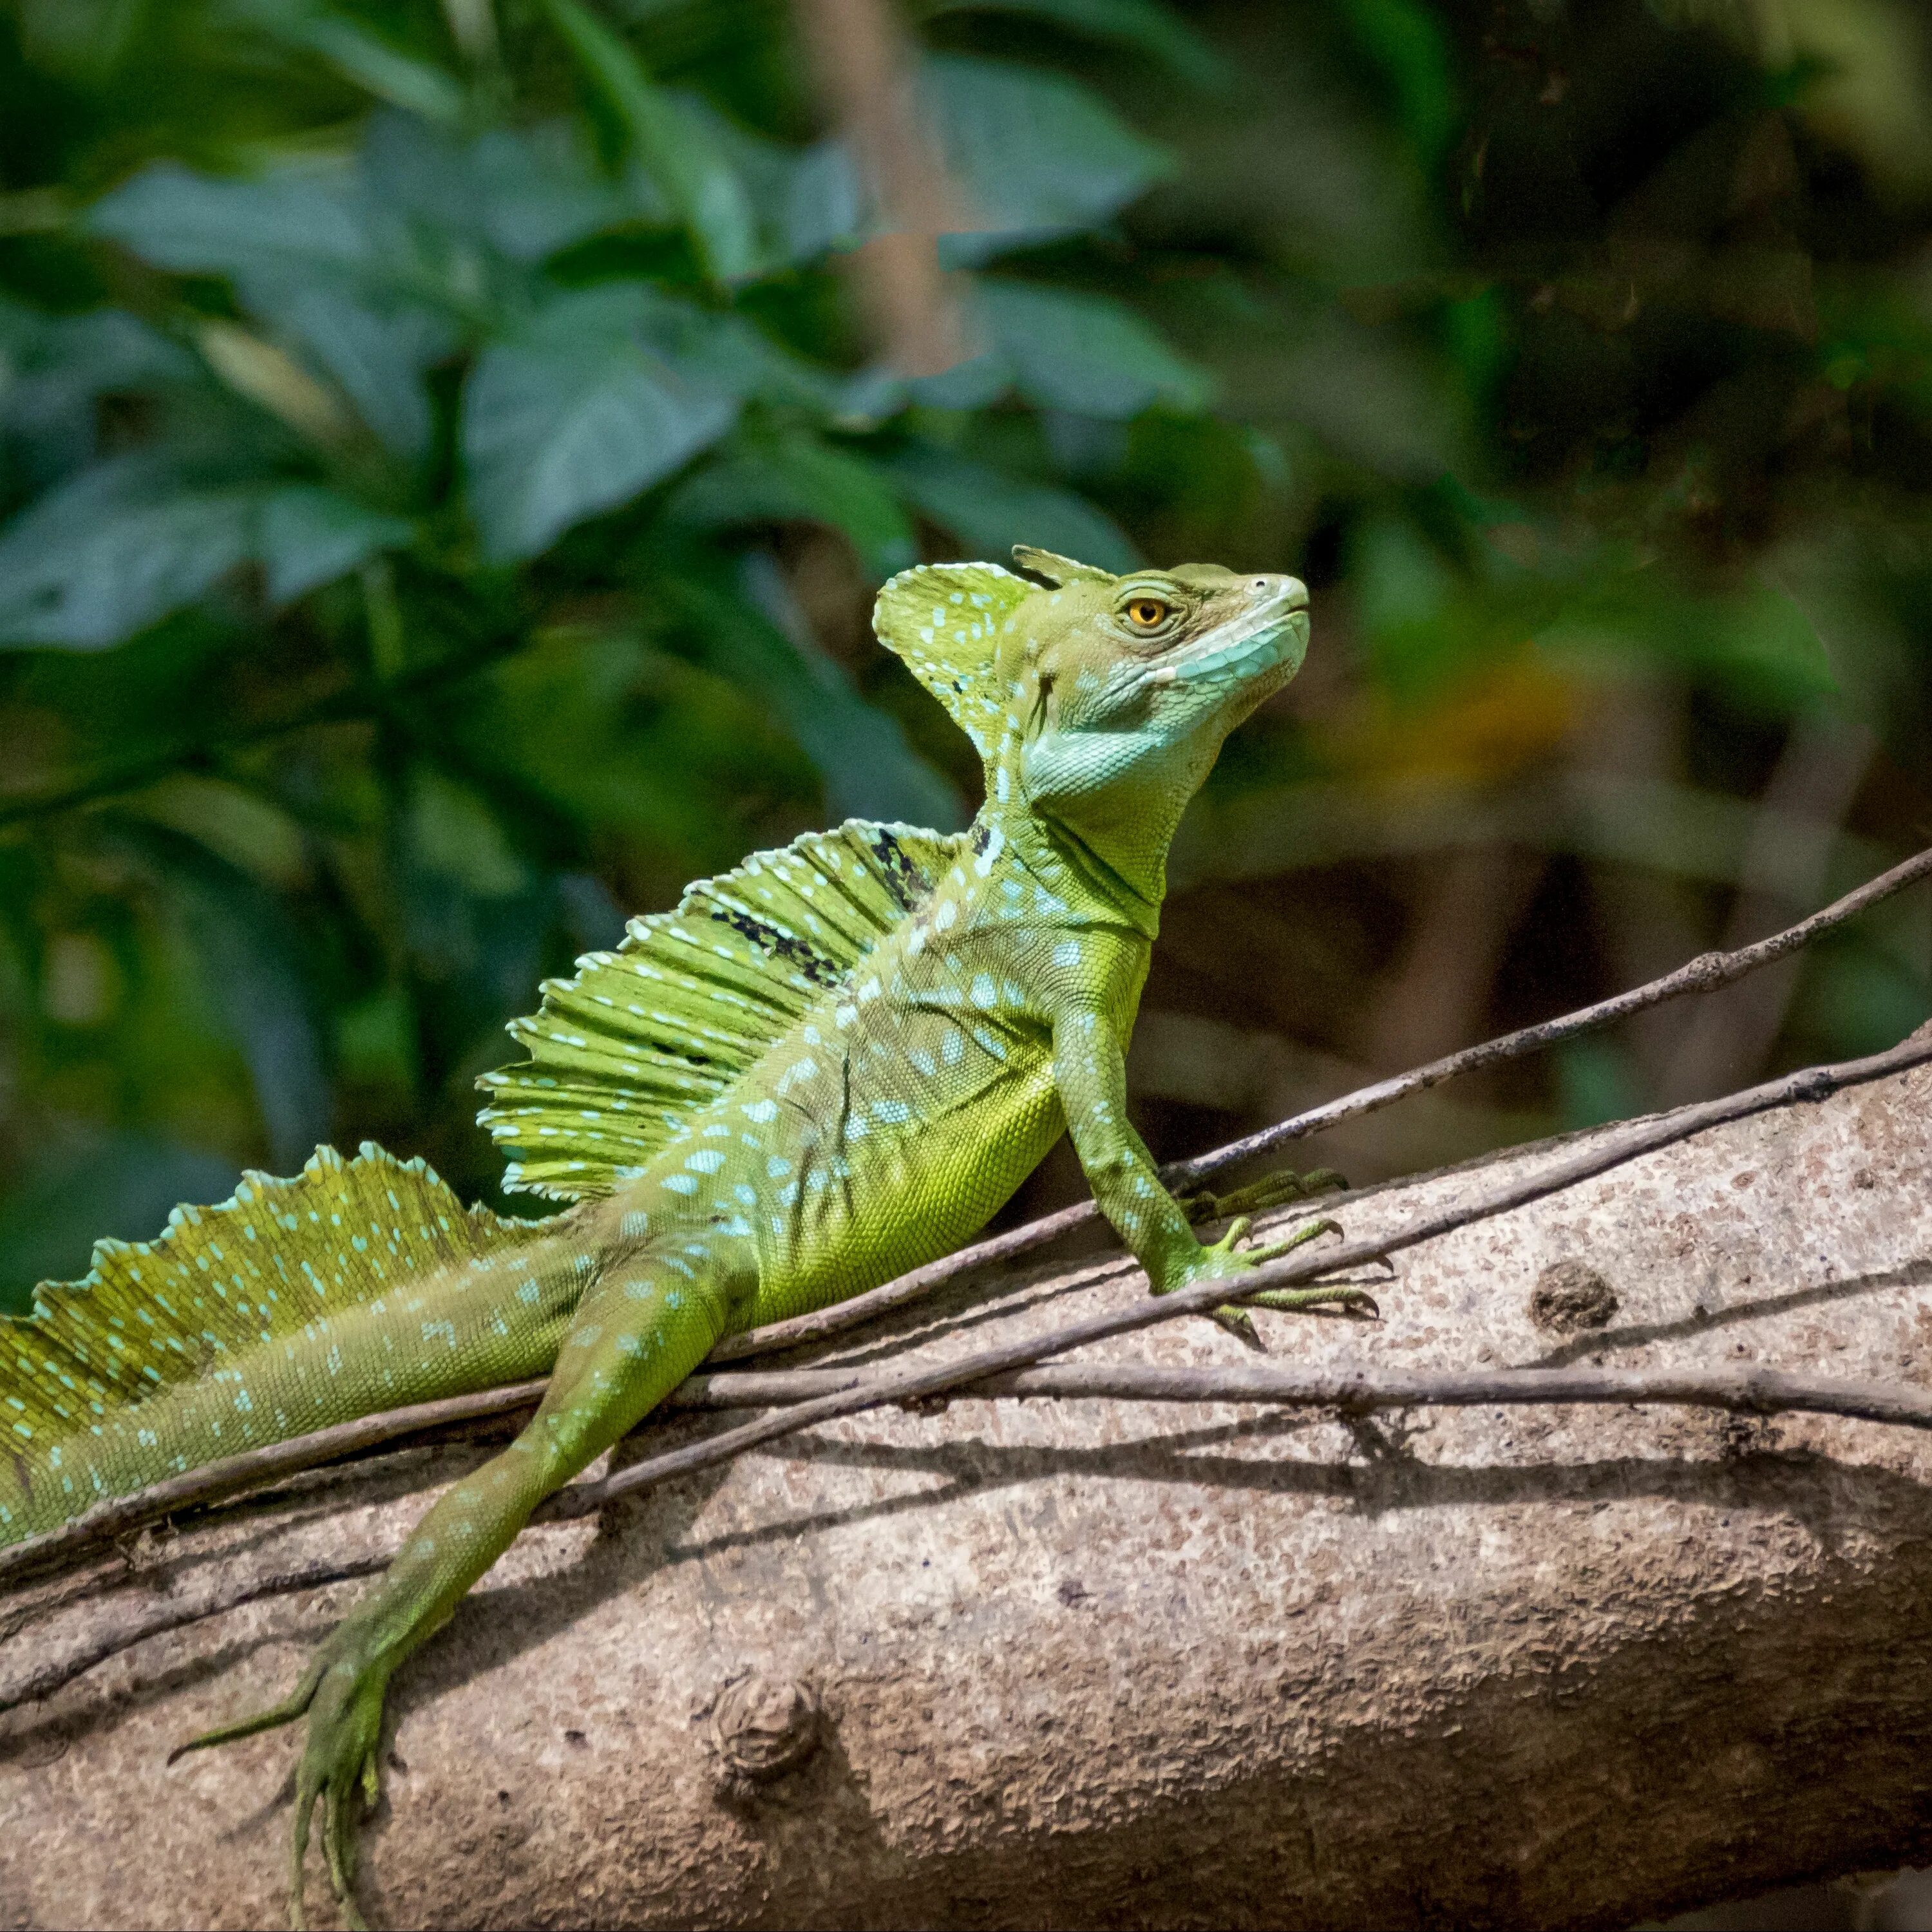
[791,0,976,376]
[1365,843,1545,1073]
[4,867,1928,1591]
[1658,710,1877,1105]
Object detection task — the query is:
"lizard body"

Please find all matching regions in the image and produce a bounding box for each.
[1,547,1326,1924]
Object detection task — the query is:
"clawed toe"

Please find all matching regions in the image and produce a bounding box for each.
[1179,1164,1347,1226]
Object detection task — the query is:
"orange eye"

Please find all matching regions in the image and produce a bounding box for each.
[1125,597,1170,630]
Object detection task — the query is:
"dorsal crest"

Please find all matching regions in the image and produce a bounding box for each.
[476,820,966,1199]
[873,562,1036,760]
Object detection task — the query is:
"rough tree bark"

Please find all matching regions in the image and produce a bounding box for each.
[3,1056,1931,1930]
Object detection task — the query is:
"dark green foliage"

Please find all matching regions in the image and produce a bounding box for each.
[5,0,1932,1307]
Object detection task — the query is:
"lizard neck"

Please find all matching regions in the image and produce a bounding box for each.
[978,791,1167,940]
[982,685,1202,928]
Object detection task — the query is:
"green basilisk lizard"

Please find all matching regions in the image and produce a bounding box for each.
[2,547,1360,1926]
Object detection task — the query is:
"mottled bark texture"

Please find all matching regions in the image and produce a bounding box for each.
[4,1059,1932,1931]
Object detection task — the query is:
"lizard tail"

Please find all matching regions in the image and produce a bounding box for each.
[0,1142,573,1547]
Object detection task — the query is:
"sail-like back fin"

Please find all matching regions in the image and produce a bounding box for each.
[872,562,1037,762]
[477,820,967,1200]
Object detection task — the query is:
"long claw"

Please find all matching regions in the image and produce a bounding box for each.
[167,1662,324,1766]
[289,1758,317,1931]
[1240,1216,1343,1267]
[1242,1283,1381,1319]
[1180,1165,1347,1224]
[325,1776,366,1931]
[1209,1304,1265,1349]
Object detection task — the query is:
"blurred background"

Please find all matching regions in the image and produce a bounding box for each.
[3,3,1932,1921]
[3,0,1931,1305]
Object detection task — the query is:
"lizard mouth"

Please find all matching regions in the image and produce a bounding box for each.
[1136,580,1309,694]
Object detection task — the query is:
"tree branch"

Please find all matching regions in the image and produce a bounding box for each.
[15,1035,1932,1927]
[16,1352,1932,1716]
[544,1030,1932,1521]
[670,1359,1932,1431]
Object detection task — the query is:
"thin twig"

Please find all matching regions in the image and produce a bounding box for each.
[3,1555,388,1714]
[17,1348,1932,1715]
[676,1359,1932,1430]
[538,1032,1932,1520]
[714,844,1932,1361]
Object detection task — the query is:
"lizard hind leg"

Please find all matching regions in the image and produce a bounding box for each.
[174,1243,748,1929]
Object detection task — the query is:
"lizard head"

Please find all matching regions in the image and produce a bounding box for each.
[875,545,1307,893]
[1004,546,1308,827]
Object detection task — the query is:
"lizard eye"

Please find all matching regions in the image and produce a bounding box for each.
[1124,596,1171,631]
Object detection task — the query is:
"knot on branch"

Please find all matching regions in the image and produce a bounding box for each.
[709,1672,823,1795]
[1529,1261,1620,1334]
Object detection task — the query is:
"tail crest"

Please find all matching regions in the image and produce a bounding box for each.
[1,1142,538,1540]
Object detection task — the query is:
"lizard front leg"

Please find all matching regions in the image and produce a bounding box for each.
[177,1244,750,1929]
[1050,1007,1366,1326]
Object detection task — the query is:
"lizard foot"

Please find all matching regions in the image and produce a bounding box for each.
[1178,1165,1346,1226]
[1206,1213,1376,1337]
[171,1618,393,1931]
[1159,1215,1376,1341]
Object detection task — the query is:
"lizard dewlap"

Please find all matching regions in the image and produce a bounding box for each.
[1,547,1318,1927]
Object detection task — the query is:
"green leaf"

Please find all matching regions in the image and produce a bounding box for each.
[920,0,1227,90]
[87,159,371,283]
[265,3,470,125]
[256,484,412,603]
[462,285,740,560]
[268,285,450,457]
[0,303,201,480]
[0,460,256,649]
[466,121,634,263]
[86,146,457,457]
[923,55,1173,259]
[0,1130,241,1315]
[134,827,333,1168]
[537,0,759,283]
[883,445,1140,573]
[679,562,963,828]
[1336,0,1459,164]
[974,280,1215,418]
[672,101,866,275]
[0,460,412,645]
[668,433,917,581]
